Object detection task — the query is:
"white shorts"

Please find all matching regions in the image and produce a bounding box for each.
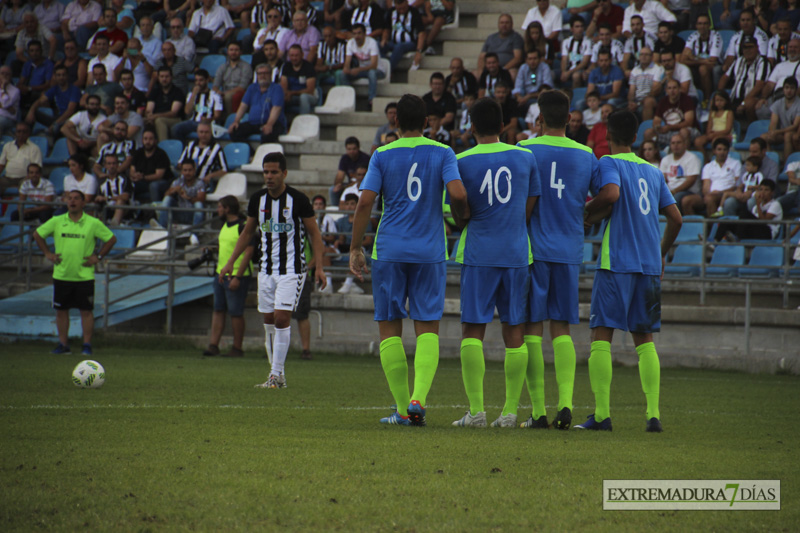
[257,272,306,313]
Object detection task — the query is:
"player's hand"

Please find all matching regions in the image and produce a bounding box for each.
[661,255,666,280]
[218,262,234,282]
[315,268,327,290]
[83,254,99,266]
[228,276,240,290]
[46,252,62,264]
[349,249,368,281]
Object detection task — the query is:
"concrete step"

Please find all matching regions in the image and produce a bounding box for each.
[283,140,347,155]
[336,125,379,144]
[375,83,429,96]
[371,96,397,113]
[318,111,386,127]
[443,40,483,59]
[416,55,479,71]
[477,12,528,30]
[438,27,491,41]
[461,1,532,15]
[298,154,341,171]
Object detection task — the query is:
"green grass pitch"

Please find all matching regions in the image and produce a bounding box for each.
[1,338,797,531]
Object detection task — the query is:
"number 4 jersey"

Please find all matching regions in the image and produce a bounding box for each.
[361,136,462,263]
[597,153,675,275]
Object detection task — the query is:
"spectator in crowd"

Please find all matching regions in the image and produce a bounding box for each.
[19,41,55,113]
[645,78,700,148]
[113,38,153,94]
[340,164,368,204]
[757,39,800,119]
[229,63,287,142]
[0,0,30,47]
[35,0,66,33]
[137,16,163,66]
[653,21,685,63]
[660,50,698,100]
[778,157,800,214]
[681,13,723,108]
[453,92,476,147]
[719,35,770,122]
[521,0,561,41]
[178,120,229,189]
[627,47,663,120]
[767,19,800,67]
[422,71,457,129]
[87,35,122,85]
[516,100,540,142]
[279,10,320,62]
[16,13,57,64]
[660,133,701,209]
[119,68,147,114]
[722,9,768,72]
[720,137,780,216]
[56,39,88,89]
[10,163,55,223]
[294,0,321,29]
[88,7,129,56]
[583,90,601,127]
[97,97,145,156]
[82,64,121,116]
[316,25,346,85]
[476,14,523,79]
[695,90,734,150]
[25,65,81,137]
[158,159,206,228]
[188,0,235,54]
[223,0,258,28]
[371,101,397,153]
[280,44,318,115]
[62,153,99,204]
[172,69,224,139]
[760,77,800,161]
[251,6,288,53]
[62,94,107,157]
[587,23,625,73]
[445,57,478,106]
[130,128,172,203]
[152,41,193,95]
[0,67,19,136]
[167,16,196,63]
[492,81,519,143]
[323,0,348,30]
[622,15,656,77]
[95,153,132,225]
[252,39,284,82]
[566,109,590,144]
[523,23,553,69]
[419,0,453,55]
[341,23,383,108]
[565,0,597,25]
[681,137,741,215]
[0,122,42,195]
[586,50,626,107]
[622,0,676,37]
[145,66,185,141]
[665,0,691,31]
[713,180,782,241]
[478,52,514,98]
[215,41,253,114]
[639,138,662,165]
[423,108,451,145]
[513,49,553,114]
[61,0,103,50]
[586,102,613,158]
[310,195,336,295]
[330,136,369,206]
[381,0,426,71]
[95,120,135,177]
[335,193,371,294]
[561,16,592,88]
[346,0,384,42]
[586,0,625,40]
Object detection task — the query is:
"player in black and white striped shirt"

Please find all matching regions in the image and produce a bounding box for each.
[95,121,134,179]
[170,69,224,140]
[177,121,228,188]
[220,152,327,389]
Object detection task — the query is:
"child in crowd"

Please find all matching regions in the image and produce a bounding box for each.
[453,91,476,147]
[713,156,763,217]
[582,91,601,128]
[694,91,734,152]
[423,108,451,145]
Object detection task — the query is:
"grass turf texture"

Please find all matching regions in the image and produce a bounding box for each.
[1,339,797,531]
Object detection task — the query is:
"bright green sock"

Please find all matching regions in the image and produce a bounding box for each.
[379,337,410,416]
[502,345,528,416]
[552,335,576,411]
[524,335,546,419]
[588,340,613,422]
[410,332,439,406]
[460,338,485,415]
[636,342,661,420]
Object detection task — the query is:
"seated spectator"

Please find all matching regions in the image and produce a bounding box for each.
[371,101,398,153]
[61,0,103,50]
[171,70,224,139]
[523,22,556,68]
[644,79,700,148]
[35,0,65,34]
[166,17,196,63]
[717,155,763,217]
[565,0,597,26]
[10,163,55,223]
[621,15,656,77]
[345,0,384,42]
[586,103,613,158]
[681,14,723,109]
[422,72,457,129]
[229,63,287,142]
[587,23,625,76]
[664,0,690,32]
[713,180,782,241]
[311,194,337,292]
[768,19,800,66]
[513,49,553,114]
[639,138,661,165]
[222,0,257,28]
[113,38,153,94]
[145,66,186,142]
[330,136,369,206]
[153,41,193,96]
[280,44,318,116]
[521,0,561,41]
[778,157,800,215]
[695,90,734,150]
[0,123,42,195]
[251,39,284,83]
[215,42,253,114]
[96,94,144,151]
[88,7,129,56]
[56,40,88,90]
[95,153,132,225]
[653,21,685,63]
[63,153,99,204]
[293,0,322,30]
[158,159,206,228]
[453,92,476,147]
[119,68,148,115]
[381,0,426,71]
[322,0,348,30]
[178,120,228,189]
[339,164,368,208]
[251,6,288,54]
[566,110,589,144]
[87,35,122,85]
[137,16,163,66]
[15,13,57,66]
[659,134,700,209]
[561,16,592,88]
[582,91,601,127]
[492,81,519,144]
[423,108,451,145]
[130,128,172,203]
[82,64,121,116]
[420,0,454,54]
[335,193,371,294]
[681,138,740,215]
[760,77,800,162]
[622,0,675,38]
[341,23,383,108]
[756,39,800,120]
[316,25,346,86]
[61,95,107,157]
[19,41,55,113]
[586,0,625,41]
[188,0,235,54]
[515,101,540,142]
[719,36,770,122]
[445,57,478,106]
[586,50,626,108]
[659,50,698,101]
[278,11,320,63]
[722,9,768,73]
[25,65,81,137]
[95,120,135,178]
[475,14,523,79]
[627,47,663,120]
[478,53,514,98]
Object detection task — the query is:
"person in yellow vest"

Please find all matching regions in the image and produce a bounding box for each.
[203,195,256,357]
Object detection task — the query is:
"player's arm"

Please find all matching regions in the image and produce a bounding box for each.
[349,189,378,281]
[219,216,258,280]
[446,179,469,226]
[85,234,117,265]
[584,183,620,227]
[526,196,538,223]
[302,215,328,289]
[660,203,682,277]
[33,230,61,264]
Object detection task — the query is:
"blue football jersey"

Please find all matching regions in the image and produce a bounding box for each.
[596,153,676,275]
[361,136,462,263]
[454,143,541,267]
[518,135,602,264]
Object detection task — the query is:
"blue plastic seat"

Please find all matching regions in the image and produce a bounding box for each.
[632,120,652,149]
[108,227,137,256]
[738,246,784,278]
[43,138,70,166]
[718,30,735,53]
[223,142,251,170]
[778,152,800,183]
[791,260,800,278]
[48,167,71,194]
[678,30,693,41]
[237,28,251,42]
[0,223,29,252]
[571,87,586,111]
[734,120,770,150]
[158,139,183,167]
[665,244,703,277]
[200,55,226,83]
[675,215,706,243]
[706,244,745,278]
[30,136,49,156]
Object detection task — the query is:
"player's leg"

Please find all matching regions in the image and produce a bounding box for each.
[629,274,663,432]
[55,309,71,347]
[258,272,276,365]
[78,281,95,354]
[523,262,549,427]
[206,276,226,355]
[269,274,306,385]
[52,280,71,352]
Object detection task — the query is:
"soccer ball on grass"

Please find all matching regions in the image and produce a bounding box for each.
[72,360,106,389]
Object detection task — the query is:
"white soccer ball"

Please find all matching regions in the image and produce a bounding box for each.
[72,360,106,389]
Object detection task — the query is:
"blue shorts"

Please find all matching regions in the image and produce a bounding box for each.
[213,275,251,317]
[460,265,529,325]
[528,261,580,324]
[589,269,661,333]
[371,260,446,321]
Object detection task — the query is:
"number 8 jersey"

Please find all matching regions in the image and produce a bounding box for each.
[360,137,462,263]
[597,153,676,275]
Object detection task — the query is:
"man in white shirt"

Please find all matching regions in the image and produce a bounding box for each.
[681,137,741,215]
[722,9,769,73]
[681,13,722,106]
[521,0,562,40]
[87,34,122,84]
[560,15,592,88]
[0,123,43,195]
[760,77,800,162]
[341,23,384,107]
[756,39,800,120]
[766,18,800,66]
[660,50,698,101]
[61,94,108,157]
[659,133,700,209]
[627,47,663,120]
[137,16,163,66]
[587,23,625,73]
[167,17,195,63]
[622,0,675,38]
[188,0,235,54]
[622,15,656,77]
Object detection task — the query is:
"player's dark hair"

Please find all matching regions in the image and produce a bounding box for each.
[586,91,600,100]
[712,137,731,150]
[158,66,173,76]
[263,152,287,171]
[195,68,210,79]
[28,40,42,50]
[219,195,240,214]
[397,94,427,132]
[352,23,366,33]
[312,194,326,206]
[68,189,86,201]
[469,97,503,137]
[86,94,101,105]
[27,163,42,172]
[630,15,643,23]
[606,110,638,147]
[658,21,673,31]
[385,102,397,113]
[429,71,445,83]
[538,90,570,129]
[569,15,584,27]
[94,34,110,44]
[744,156,760,168]
[345,136,360,148]
[343,193,359,203]
[750,137,767,151]
[69,153,88,171]
[181,159,196,169]
[783,76,799,89]
[760,179,776,191]
[484,52,499,62]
